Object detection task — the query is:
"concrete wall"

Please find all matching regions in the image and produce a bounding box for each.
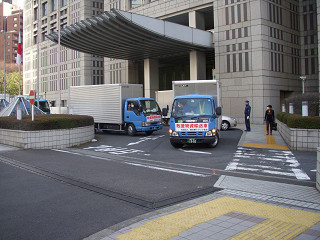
[317,147,320,192]
[277,120,320,151]
[0,125,94,149]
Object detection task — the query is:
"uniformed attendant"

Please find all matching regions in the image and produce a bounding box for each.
[244,100,251,132]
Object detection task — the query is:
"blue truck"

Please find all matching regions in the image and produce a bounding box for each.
[69,84,163,136]
[33,99,51,114]
[167,80,222,148]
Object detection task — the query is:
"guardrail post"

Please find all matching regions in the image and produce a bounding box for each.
[302,101,308,116]
[289,103,294,114]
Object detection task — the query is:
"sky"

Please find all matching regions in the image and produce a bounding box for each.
[16,0,24,9]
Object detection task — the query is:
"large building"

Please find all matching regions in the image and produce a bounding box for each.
[0,1,23,65]
[23,0,104,110]
[24,0,319,122]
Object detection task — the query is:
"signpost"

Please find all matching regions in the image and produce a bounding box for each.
[29,90,35,121]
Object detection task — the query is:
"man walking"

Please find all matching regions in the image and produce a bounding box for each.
[244,100,251,131]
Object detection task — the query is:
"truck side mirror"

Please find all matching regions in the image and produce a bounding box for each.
[216,107,222,116]
[166,105,169,111]
[162,108,168,116]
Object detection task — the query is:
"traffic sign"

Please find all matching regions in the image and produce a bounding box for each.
[29,90,35,105]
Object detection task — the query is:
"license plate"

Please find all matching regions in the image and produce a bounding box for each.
[187,139,197,143]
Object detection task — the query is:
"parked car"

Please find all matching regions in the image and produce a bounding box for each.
[221,116,237,130]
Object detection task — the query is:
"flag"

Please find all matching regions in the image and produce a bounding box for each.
[16,32,22,65]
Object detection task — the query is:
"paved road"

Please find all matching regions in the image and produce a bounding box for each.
[0,126,317,240]
[0,162,149,240]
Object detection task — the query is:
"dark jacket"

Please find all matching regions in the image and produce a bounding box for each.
[265,109,275,122]
[244,105,251,117]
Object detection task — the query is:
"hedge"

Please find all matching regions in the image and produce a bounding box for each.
[276,112,320,129]
[0,114,94,131]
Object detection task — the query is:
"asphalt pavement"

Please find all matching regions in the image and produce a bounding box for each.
[0,125,318,240]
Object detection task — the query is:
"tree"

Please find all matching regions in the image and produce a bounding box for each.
[0,70,23,96]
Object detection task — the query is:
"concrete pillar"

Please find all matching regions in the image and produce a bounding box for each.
[144,59,159,98]
[189,11,206,80]
[188,11,205,30]
[190,51,206,80]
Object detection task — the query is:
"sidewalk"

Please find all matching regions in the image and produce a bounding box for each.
[86,125,320,240]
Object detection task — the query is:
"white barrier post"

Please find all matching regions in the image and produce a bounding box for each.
[289,103,294,114]
[302,101,308,116]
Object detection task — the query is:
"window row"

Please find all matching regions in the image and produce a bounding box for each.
[226,52,250,73]
[225,3,248,25]
[226,27,248,40]
[226,42,249,52]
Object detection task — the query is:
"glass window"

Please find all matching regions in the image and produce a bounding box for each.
[42,2,48,16]
[127,101,140,115]
[172,98,213,118]
[130,0,142,9]
[52,0,57,11]
[34,7,38,20]
[140,100,161,115]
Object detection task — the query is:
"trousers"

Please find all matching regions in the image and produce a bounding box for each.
[245,117,250,131]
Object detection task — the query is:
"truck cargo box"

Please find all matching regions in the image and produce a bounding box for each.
[69,84,143,124]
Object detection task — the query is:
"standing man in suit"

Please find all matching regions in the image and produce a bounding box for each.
[244,100,251,131]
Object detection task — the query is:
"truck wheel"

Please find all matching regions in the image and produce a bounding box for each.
[145,131,153,136]
[208,135,219,148]
[221,121,230,131]
[170,142,183,148]
[127,124,136,136]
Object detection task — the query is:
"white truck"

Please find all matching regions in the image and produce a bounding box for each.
[69,84,163,135]
[156,80,221,125]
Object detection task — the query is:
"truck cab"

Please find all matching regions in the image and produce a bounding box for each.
[169,95,221,148]
[34,99,51,114]
[124,97,163,136]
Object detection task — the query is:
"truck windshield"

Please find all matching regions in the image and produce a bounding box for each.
[36,101,50,113]
[140,100,161,115]
[172,98,213,118]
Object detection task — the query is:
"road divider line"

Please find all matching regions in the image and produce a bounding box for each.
[178,149,212,155]
[124,162,208,177]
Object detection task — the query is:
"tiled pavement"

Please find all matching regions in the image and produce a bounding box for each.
[97,195,320,240]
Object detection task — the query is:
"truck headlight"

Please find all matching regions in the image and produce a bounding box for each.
[206,131,213,136]
[206,129,216,136]
[142,122,151,126]
[169,129,178,136]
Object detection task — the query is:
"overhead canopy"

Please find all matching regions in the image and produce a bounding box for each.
[47,9,213,61]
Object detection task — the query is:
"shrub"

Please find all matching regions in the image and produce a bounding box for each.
[277,112,320,129]
[0,114,94,131]
[286,114,320,129]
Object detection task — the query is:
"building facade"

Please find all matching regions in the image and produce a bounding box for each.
[23,0,104,111]
[0,1,23,65]
[104,0,319,123]
[24,0,319,122]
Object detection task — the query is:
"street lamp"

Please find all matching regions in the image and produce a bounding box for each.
[300,76,307,94]
[1,17,7,100]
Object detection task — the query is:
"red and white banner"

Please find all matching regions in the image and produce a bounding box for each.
[146,115,161,122]
[175,123,209,132]
[16,32,22,65]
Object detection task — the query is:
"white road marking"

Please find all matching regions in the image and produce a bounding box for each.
[83,145,144,155]
[179,149,212,155]
[225,147,310,180]
[52,149,208,177]
[124,162,208,177]
[127,135,165,146]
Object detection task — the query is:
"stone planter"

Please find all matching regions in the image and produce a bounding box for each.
[277,120,320,151]
[0,125,94,149]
